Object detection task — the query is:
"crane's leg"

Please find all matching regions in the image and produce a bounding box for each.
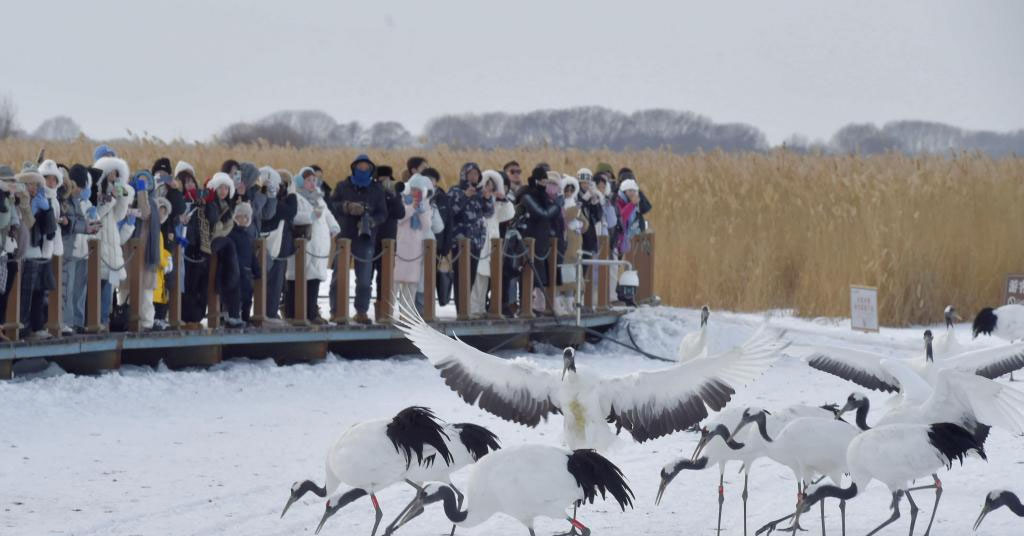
[778,483,808,532]
[742,472,750,536]
[819,499,826,536]
[905,490,920,536]
[866,491,903,536]
[906,474,942,536]
[839,500,846,536]
[717,473,726,536]
[554,509,589,536]
[370,494,384,536]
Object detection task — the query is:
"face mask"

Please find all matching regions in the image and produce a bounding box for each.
[353,167,372,187]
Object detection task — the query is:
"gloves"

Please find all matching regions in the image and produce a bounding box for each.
[125,215,138,227]
[131,177,147,192]
[175,233,189,248]
[344,201,365,216]
[30,191,49,214]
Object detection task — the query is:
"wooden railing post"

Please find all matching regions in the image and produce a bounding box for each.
[206,250,220,329]
[488,238,503,320]
[4,258,21,340]
[47,255,63,336]
[519,238,535,319]
[251,238,266,327]
[169,243,182,329]
[457,237,471,321]
[331,238,350,324]
[128,237,144,332]
[85,241,101,333]
[546,237,558,316]
[422,238,436,322]
[377,239,395,323]
[292,238,308,325]
[597,235,610,311]
[584,250,594,312]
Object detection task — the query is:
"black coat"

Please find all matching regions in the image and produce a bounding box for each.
[330,178,388,241]
[376,185,406,241]
[432,186,454,256]
[516,185,561,256]
[228,225,260,279]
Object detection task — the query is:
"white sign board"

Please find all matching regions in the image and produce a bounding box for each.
[850,285,879,332]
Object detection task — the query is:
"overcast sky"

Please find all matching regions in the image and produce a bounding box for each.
[4,0,1022,144]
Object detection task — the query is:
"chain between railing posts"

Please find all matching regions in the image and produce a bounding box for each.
[206,248,220,329]
[457,237,471,321]
[597,235,610,311]
[519,237,535,319]
[331,238,350,324]
[377,239,395,323]
[546,237,558,316]
[86,240,101,333]
[489,237,503,320]
[47,255,63,336]
[128,237,144,332]
[4,258,21,340]
[292,237,308,326]
[251,238,266,326]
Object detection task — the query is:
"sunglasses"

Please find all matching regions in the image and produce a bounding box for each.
[508,169,522,175]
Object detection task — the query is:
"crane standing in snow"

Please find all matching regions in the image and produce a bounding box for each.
[393,300,787,451]
[388,444,634,536]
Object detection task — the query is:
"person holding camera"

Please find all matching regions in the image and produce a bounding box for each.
[448,162,494,317]
[329,154,387,324]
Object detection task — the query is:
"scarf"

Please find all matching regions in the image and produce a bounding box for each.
[352,168,372,187]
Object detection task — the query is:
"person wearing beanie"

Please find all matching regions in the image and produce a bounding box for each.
[93,144,116,162]
[226,202,259,326]
[370,164,405,315]
[614,178,652,257]
[327,154,387,324]
[151,157,173,178]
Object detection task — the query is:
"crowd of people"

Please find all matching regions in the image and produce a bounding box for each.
[0,146,653,338]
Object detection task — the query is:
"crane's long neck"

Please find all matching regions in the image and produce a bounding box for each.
[298,480,328,498]
[753,415,772,442]
[853,402,871,431]
[1005,494,1024,517]
[804,483,858,507]
[926,339,934,362]
[431,485,469,524]
[710,424,745,450]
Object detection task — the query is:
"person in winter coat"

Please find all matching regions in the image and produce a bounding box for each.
[421,167,454,307]
[152,197,173,329]
[448,162,494,316]
[517,166,563,292]
[226,202,260,325]
[183,172,240,326]
[236,162,275,240]
[393,174,443,313]
[371,165,405,309]
[0,166,23,340]
[614,178,652,256]
[124,170,163,330]
[469,170,515,317]
[286,167,339,324]
[559,174,589,288]
[91,157,134,328]
[16,169,56,339]
[262,167,294,324]
[62,165,102,331]
[175,161,201,205]
[328,154,387,324]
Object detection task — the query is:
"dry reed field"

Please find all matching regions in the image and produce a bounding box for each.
[2,138,1022,326]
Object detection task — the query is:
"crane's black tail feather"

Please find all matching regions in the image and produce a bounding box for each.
[566,449,635,511]
[387,406,454,468]
[453,422,501,461]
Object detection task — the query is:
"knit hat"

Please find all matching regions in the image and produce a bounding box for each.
[233,201,253,221]
[619,169,636,182]
[152,157,172,176]
[38,159,63,180]
[206,172,235,198]
[93,144,116,162]
[527,166,547,187]
[618,179,639,193]
[0,165,14,180]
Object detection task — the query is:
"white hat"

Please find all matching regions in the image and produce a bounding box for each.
[576,168,594,181]
[92,157,130,184]
[618,179,639,193]
[406,173,433,195]
[206,172,235,198]
[38,159,63,181]
[174,160,196,179]
[481,170,505,195]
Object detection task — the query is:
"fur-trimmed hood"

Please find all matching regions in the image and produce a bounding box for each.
[206,172,235,198]
[480,169,505,196]
[16,171,45,187]
[38,159,63,180]
[174,160,196,179]
[561,174,580,207]
[93,156,130,184]
[406,173,434,196]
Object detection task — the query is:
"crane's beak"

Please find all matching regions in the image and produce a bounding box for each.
[561,362,568,381]
[315,501,340,535]
[973,503,992,531]
[692,434,710,461]
[655,472,675,506]
[280,495,298,518]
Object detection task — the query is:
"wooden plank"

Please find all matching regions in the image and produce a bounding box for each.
[597,235,610,311]
[86,241,101,333]
[291,238,307,325]
[331,238,350,324]
[377,239,395,323]
[47,255,63,336]
[251,238,266,326]
[169,243,182,329]
[457,237,471,321]
[206,251,220,329]
[421,238,436,322]
[519,238,535,319]
[128,237,143,332]
[546,237,558,316]
[488,237,503,320]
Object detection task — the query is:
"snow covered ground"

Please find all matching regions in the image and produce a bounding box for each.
[2,306,1021,535]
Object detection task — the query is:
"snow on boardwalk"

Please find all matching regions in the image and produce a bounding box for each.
[1,307,1020,535]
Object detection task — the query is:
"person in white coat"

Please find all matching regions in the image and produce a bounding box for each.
[17,169,57,339]
[92,157,134,328]
[286,167,339,324]
[469,170,515,317]
[394,174,443,313]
